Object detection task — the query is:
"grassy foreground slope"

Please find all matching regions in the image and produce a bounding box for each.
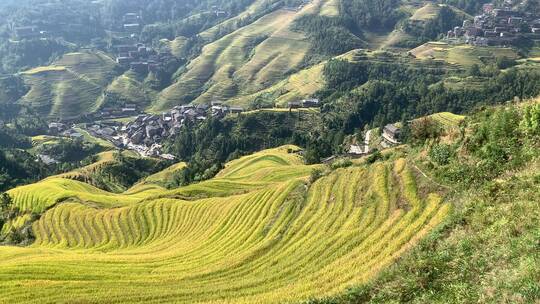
[309,100,540,303]
[0,145,448,303]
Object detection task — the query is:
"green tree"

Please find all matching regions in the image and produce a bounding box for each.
[468,64,481,77]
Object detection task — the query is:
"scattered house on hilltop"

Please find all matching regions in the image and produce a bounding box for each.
[288,101,301,109]
[124,23,140,33]
[483,3,495,14]
[48,122,67,134]
[161,153,176,160]
[14,26,39,40]
[116,56,132,65]
[100,127,116,137]
[302,98,320,108]
[347,144,367,158]
[37,154,58,165]
[196,104,210,114]
[123,13,140,23]
[70,132,84,140]
[465,27,484,39]
[229,106,244,114]
[382,124,401,145]
[116,45,138,53]
[130,61,148,73]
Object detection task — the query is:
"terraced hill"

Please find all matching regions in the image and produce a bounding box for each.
[105,71,152,108]
[154,0,338,111]
[410,42,519,67]
[0,146,449,303]
[19,52,118,119]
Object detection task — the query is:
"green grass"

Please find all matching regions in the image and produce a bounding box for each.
[19,51,118,119]
[420,112,465,128]
[0,145,448,303]
[319,0,340,16]
[161,36,189,58]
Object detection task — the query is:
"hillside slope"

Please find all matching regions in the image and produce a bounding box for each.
[0,145,448,303]
[19,52,118,119]
[154,0,337,110]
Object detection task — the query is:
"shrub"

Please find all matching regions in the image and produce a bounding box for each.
[429,144,455,166]
[366,150,382,164]
[309,168,324,184]
[410,117,442,145]
[330,158,353,170]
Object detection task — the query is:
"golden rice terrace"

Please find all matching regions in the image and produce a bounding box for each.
[0,146,449,303]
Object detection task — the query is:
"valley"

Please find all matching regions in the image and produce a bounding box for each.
[0,0,539,303]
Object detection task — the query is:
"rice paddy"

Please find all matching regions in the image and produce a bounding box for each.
[0,145,449,303]
[426,112,466,127]
[410,42,519,68]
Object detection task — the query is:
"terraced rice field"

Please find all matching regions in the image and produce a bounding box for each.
[410,43,519,68]
[229,61,326,107]
[409,3,470,22]
[427,112,465,127]
[228,49,362,107]
[199,0,282,40]
[19,52,117,119]
[0,146,449,303]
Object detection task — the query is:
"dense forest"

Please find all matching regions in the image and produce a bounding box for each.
[164,110,322,186]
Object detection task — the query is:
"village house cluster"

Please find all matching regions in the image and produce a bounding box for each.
[346,124,402,159]
[89,102,141,120]
[447,3,540,46]
[113,42,170,73]
[287,98,321,109]
[84,101,245,157]
[47,96,324,158]
[122,12,142,34]
[112,12,174,74]
[48,122,84,139]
